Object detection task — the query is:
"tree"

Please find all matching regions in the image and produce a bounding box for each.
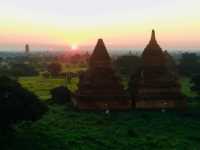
[191,74,200,95]
[70,54,81,64]
[0,76,47,133]
[178,52,200,76]
[0,65,10,77]
[47,62,62,76]
[50,86,71,104]
[113,55,141,77]
[10,63,39,77]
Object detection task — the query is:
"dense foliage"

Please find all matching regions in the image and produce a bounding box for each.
[47,62,62,76]
[191,74,200,95]
[114,55,141,77]
[1,106,200,150]
[11,63,39,77]
[0,76,47,132]
[50,86,71,104]
[0,63,39,77]
[178,53,200,76]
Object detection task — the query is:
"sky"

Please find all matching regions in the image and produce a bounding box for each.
[0,0,200,51]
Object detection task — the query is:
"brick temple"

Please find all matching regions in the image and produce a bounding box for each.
[74,39,131,110]
[129,30,186,109]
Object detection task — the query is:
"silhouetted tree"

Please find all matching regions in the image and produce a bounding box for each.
[10,63,39,77]
[50,86,71,104]
[70,54,81,64]
[178,53,200,76]
[0,76,47,133]
[0,66,10,77]
[47,62,62,76]
[191,74,200,94]
[113,55,141,77]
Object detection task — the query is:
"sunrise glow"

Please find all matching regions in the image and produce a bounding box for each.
[71,44,78,51]
[0,0,200,51]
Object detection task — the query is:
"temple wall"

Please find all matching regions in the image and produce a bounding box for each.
[135,100,176,109]
[74,99,132,110]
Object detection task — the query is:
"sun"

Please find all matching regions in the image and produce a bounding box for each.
[71,44,78,50]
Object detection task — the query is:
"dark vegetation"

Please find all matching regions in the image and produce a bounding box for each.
[113,54,141,77]
[2,106,200,150]
[178,52,200,77]
[50,86,71,104]
[0,76,47,134]
[0,62,39,77]
[47,62,62,76]
[1,51,200,149]
[178,52,200,104]
[11,63,39,77]
[191,75,200,93]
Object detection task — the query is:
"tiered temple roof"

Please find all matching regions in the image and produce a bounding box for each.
[129,30,186,109]
[75,39,131,110]
[89,39,111,66]
[142,30,166,66]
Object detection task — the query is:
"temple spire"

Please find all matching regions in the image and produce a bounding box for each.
[96,38,105,49]
[150,29,157,44]
[90,38,111,63]
[142,29,164,65]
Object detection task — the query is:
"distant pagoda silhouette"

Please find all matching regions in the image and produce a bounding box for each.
[74,39,131,110]
[25,44,30,54]
[129,30,186,109]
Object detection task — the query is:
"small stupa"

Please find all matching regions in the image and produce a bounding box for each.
[74,39,131,110]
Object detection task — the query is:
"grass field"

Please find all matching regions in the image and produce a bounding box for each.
[180,77,197,97]
[19,76,78,100]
